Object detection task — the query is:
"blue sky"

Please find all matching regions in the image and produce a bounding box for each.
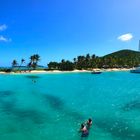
[0,0,140,66]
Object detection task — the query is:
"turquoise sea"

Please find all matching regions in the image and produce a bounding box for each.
[0,72,140,140]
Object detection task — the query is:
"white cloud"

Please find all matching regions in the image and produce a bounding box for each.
[0,35,11,42]
[0,24,7,31]
[117,33,133,41]
[0,24,11,43]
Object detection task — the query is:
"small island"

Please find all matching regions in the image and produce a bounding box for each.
[0,49,139,74]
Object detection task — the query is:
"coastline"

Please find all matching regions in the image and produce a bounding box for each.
[0,68,132,74]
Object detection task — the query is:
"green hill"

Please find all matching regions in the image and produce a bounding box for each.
[48,49,140,70]
[102,49,140,68]
[103,49,140,59]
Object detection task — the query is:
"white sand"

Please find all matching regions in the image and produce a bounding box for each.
[0,68,132,74]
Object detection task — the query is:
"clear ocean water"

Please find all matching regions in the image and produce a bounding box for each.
[0,71,140,140]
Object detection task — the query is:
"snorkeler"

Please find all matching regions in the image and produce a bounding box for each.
[80,123,89,137]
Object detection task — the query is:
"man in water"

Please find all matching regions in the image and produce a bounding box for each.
[86,118,92,129]
[79,118,92,137]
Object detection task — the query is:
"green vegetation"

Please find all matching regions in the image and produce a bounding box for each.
[102,50,140,68]
[48,60,74,71]
[1,49,140,72]
[59,60,74,71]
[28,54,40,69]
[12,60,18,67]
[48,50,140,70]
[0,54,41,73]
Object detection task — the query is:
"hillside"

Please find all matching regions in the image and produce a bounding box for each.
[101,49,140,68]
[47,49,140,70]
[103,49,140,59]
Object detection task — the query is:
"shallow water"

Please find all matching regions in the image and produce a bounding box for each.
[0,72,140,140]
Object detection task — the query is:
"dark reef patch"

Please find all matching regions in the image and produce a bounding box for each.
[43,94,85,121]
[44,94,64,110]
[64,110,85,121]
[95,117,140,140]
[25,75,41,79]
[0,100,16,114]
[0,90,14,98]
[13,109,46,124]
[0,99,47,125]
[0,91,16,114]
[122,100,140,111]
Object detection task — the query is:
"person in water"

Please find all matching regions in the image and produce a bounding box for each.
[80,123,89,137]
[32,80,36,83]
[86,118,92,129]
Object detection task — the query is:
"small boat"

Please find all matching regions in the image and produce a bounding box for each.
[91,70,102,74]
[130,67,140,73]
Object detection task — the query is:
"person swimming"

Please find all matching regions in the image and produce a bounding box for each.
[32,80,36,83]
[80,123,89,137]
[86,118,92,129]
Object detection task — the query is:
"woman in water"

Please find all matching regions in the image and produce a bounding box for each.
[80,123,89,137]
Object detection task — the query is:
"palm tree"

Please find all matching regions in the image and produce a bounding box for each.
[12,60,18,72]
[12,60,18,67]
[30,55,35,64]
[27,62,32,71]
[60,60,74,71]
[21,59,25,65]
[73,58,76,62]
[85,54,91,69]
[48,62,59,70]
[91,54,96,59]
[73,58,77,69]
[18,59,25,71]
[29,54,40,70]
[34,54,40,65]
[61,59,65,63]
[86,54,90,61]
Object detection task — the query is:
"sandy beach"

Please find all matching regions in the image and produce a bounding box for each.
[24,68,133,73]
[0,68,133,74]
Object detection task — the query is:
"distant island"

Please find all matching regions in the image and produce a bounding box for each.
[47,49,140,71]
[0,49,140,73]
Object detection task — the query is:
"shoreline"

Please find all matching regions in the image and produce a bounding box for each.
[0,68,132,74]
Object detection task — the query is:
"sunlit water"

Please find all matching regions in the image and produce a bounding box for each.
[0,72,140,140]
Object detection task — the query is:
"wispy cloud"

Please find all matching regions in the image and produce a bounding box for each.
[0,35,11,42]
[118,33,133,41]
[0,24,11,43]
[0,24,7,31]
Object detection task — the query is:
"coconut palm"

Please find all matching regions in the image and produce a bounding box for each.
[27,62,32,71]
[21,59,25,64]
[91,54,96,59]
[61,59,65,63]
[34,54,40,65]
[12,60,18,67]
[86,54,90,61]
[12,60,18,72]
[73,58,76,62]
[73,58,77,69]
[48,62,59,70]
[18,58,25,71]
[30,56,35,64]
[29,54,40,70]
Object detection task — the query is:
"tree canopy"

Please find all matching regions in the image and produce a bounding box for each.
[47,49,140,70]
